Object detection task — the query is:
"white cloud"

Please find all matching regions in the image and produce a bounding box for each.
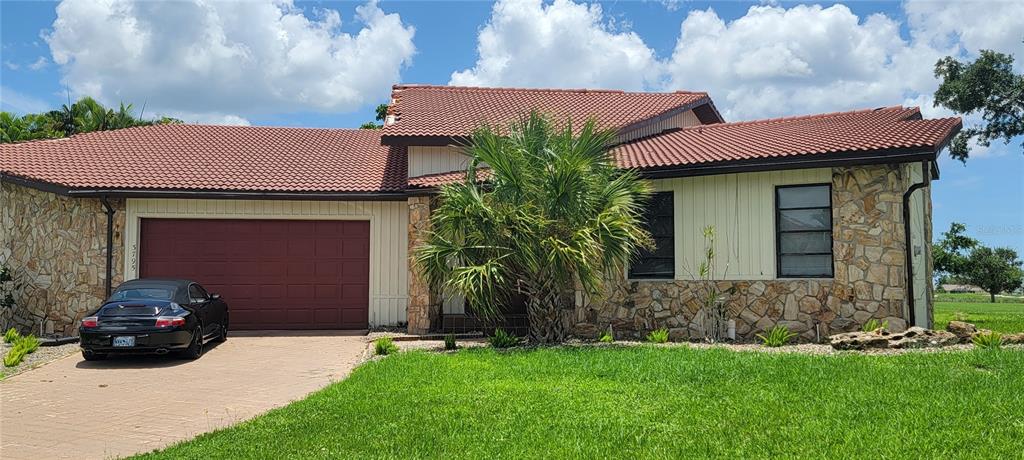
[449,0,660,90]
[3,61,18,71]
[0,85,50,114]
[27,56,49,70]
[44,0,415,122]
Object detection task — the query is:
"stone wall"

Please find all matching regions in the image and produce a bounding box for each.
[569,164,920,341]
[407,195,439,333]
[0,182,125,336]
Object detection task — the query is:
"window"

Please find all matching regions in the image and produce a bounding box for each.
[776,184,833,278]
[188,284,209,303]
[630,192,674,279]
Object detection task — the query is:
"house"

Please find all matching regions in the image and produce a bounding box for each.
[0,85,961,340]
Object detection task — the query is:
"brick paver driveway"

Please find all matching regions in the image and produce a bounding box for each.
[1,333,368,459]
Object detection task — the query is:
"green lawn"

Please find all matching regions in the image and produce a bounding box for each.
[935,301,1024,333]
[139,346,1024,459]
[935,292,1024,304]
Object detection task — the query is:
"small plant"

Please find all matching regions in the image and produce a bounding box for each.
[757,325,797,347]
[599,329,614,344]
[374,337,399,356]
[973,331,1004,350]
[646,328,669,344]
[861,319,889,333]
[3,328,20,344]
[444,334,458,350]
[15,334,39,354]
[488,328,519,348]
[3,347,27,367]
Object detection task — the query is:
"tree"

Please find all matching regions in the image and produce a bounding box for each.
[360,103,389,129]
[1,97,179,144]
[963,247,1023,303]
[932,222,1023,302]
[933,49,1024,162]
[414,112,652,342]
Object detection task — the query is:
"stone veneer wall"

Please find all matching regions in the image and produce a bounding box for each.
[0,182,125,335]
[569,164,920,341]
[407,195,439,333]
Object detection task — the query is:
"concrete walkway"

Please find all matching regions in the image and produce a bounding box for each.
[1,334,369,459]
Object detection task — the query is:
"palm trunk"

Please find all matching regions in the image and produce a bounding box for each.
[524,277,566,343]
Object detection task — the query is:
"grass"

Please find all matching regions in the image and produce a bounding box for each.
[935,301,1024,333]
[138,346,1024,459]
[935,292,1024,304]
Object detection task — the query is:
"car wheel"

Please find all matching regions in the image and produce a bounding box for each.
[81,350,106,361]
[214,319,228,343]
[180,326,204,360]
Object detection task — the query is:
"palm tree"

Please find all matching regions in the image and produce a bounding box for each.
[414,112,652,343]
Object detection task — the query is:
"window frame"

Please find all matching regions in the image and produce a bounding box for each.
[628,191,675,280]
[774,183,834,279]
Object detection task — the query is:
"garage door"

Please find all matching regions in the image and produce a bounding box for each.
[139,219,370,330]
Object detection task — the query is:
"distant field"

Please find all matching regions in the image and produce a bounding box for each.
[935,292,1024,304]
[934,300,1024,333]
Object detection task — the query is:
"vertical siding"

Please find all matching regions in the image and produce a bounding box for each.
[646,168,832,281]
[408,145,470,177]
[616,110,701,144]
[124,198,408,327]
[906,162,929,326]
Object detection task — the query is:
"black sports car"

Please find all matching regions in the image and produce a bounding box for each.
[79,279,229,360]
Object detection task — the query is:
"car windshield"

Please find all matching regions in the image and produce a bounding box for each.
[109,287,175,302]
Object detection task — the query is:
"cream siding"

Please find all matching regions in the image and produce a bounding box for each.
[646,168,833,281]
[905,162,930,327]
[123,198,409,327]
[408,145,470,177]
[616,109,701,144]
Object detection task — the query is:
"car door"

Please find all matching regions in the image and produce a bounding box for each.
[187,283,212,335]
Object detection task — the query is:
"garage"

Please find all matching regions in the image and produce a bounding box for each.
[139,218,370,330]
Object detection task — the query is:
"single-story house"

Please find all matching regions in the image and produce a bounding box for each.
[0,85,961,340]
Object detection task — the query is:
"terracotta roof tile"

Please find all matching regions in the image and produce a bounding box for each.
[382,85,717,138]
[615,106,961,169]
[0,125,406,193]
[407,168,492,189]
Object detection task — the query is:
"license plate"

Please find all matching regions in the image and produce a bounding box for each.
[113,336,136,347]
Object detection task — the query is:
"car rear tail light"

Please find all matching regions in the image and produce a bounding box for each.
[155,317,186,328]
[81,316,99,328]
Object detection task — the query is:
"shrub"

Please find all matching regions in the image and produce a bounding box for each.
[15,334,39,354]
[599,329,614,343]
[374,337,399,356]
[444,334,458,351]
[757,325,797,347]
[862,319,889,333]
[3,347,26,367]
[973,331,1004,350]
[3,328,20,344]
[646,328,669,344]
[488,328,519,348]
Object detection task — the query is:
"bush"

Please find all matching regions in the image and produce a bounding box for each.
[862,319,889,333]
[3,327,20,344]
[3,347,26,367]
[374,337,399,356]
[488,328,519,348]
[973,331,1004,350]
[599,329,614,343]
[757,325,797,347]
[646,328,669,344]
[16,334,39,354]
[444,334,458,351]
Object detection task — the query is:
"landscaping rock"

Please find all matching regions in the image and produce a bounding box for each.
[887,327,959,349]
[1002,333,1024,345]
[946,321,978,343]
[830,331,891,350]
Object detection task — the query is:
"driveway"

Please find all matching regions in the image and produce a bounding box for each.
[1,333,369,459]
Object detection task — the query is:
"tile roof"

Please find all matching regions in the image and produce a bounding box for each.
[614,106,962,170]
[407,168,492,189]
[0,125,407,193]
[381,85,718,138]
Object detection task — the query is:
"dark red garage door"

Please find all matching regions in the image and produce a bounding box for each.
[139,219,370,330]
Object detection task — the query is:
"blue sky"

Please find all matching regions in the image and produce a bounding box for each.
[1,0,1022,251]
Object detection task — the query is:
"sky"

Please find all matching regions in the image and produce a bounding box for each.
[1,0,1022,252]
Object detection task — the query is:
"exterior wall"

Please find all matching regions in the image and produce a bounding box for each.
[905,162,934,328]
[124,198,408,327]
[0,182,125,335]
[407,196,439,333]
[571,164,920,341]
[616,109,701,144]
[408,146,470,177]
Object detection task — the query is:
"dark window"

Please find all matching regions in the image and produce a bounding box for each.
[188,284,209,302]
[776,184,833,278]
[630,192,674,279]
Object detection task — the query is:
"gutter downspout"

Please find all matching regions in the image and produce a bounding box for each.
[100,197,115,298]
[902,160,931,327]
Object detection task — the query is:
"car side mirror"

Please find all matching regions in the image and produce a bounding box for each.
[210,293,221,300]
